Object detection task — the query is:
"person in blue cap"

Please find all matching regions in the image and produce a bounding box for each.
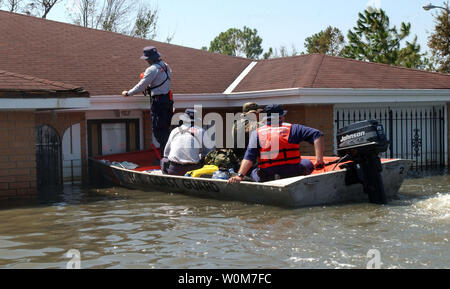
[122,46,173,157]
[228,104,325,183]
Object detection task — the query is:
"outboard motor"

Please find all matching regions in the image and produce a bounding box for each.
[336,120,389,204]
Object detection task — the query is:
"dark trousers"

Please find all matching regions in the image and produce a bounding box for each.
[160,158,202,176]
[151,97,173,157]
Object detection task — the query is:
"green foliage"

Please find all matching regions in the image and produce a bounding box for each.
[263,47,273,59]
[427,1,450,73]
[209,28,242,56]
[342,7,426,69]
[240,26,263,59]
[398,36,428,69]
[262,45,300,59]
[208,26,263,59]
[304,26,345,56]
[132,5,158,39]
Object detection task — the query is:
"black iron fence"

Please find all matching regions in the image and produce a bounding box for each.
[335,106,446,171]
[35,125,63,191]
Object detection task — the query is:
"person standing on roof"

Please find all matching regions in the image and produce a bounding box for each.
[122,46,173,157]
[228,104,325,184]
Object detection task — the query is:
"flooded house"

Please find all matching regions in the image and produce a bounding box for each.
[1,10,450,200]
[0,70,89,198]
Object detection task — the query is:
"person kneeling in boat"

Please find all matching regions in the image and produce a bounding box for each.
[161,108,214,176]
[228,104,325,184]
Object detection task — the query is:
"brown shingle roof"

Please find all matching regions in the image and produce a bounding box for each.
[2,11,449,97]
[0,11,251,96]
[233,54,450,92]
[0,69,89,98]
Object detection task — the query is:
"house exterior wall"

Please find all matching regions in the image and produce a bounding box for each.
[285,104,335,157]
[61,101,446,186]
[0,111,37,200]
[35,112,88,182]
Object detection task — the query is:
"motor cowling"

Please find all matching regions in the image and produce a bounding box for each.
[336,120,389,204]
[337,120,388,159]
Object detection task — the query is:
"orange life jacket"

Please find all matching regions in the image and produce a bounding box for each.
[257,123,301,169]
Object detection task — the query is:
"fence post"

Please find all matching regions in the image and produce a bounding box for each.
[389,110,394,159]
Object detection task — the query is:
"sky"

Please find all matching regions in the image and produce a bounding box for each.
[42,0,445,56]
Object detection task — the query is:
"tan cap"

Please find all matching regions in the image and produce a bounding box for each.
[242,102,262,114]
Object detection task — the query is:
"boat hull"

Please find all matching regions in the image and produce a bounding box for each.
[106,159,412,208]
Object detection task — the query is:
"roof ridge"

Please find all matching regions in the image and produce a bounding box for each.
[0,69,80,90]
[258,52,450,77]
[322,54,450,77]
[258,53,322,63]
[310,54,326,87]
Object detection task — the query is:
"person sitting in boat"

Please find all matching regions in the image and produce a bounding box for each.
[231,102,264,160]
[161,108,214,176]
[228,104,325,184]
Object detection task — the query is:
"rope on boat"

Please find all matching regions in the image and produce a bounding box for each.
[323,154,350,171]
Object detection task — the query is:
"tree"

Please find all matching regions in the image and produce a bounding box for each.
[67,0,165,39]
[209,28,243,57]
[67,0,131,33]
[4,0,24,12]
[342,7,424,69]
[165,29,175,43]
[208,26,263,59]
[239,26,263,59]
[263,47,273,59]
[278,45,289,57]
[263,44,300,59]
[97,0,129,32]
[427,1,450,73]
[25,0,62,18]
[68,0,97,28]
[130,3,158,39]
[398,36,428,69]
[304,26,345,56]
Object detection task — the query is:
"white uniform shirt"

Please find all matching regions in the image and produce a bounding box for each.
[128,61,172,97]
[164,125,214,164]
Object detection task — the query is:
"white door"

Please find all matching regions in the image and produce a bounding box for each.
[62,123,82,184]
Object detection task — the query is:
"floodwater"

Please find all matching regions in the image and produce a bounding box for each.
[0,174,449,269]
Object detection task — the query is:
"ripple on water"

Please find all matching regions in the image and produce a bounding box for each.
[412,193,450,222]
[0,181,449,269]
